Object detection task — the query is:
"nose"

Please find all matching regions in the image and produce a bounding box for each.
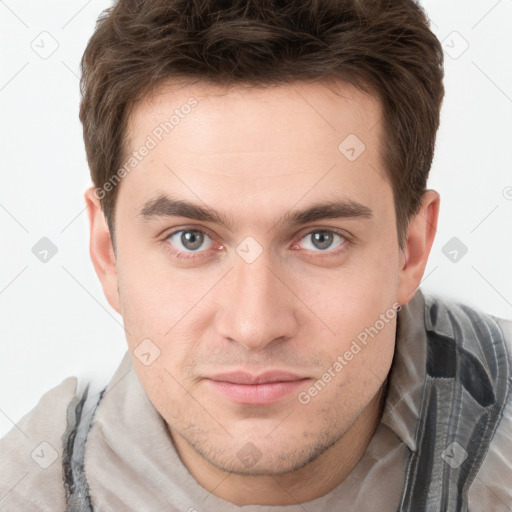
[213,248,300,351]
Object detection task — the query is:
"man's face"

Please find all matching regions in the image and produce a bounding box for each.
[110,80,404,474]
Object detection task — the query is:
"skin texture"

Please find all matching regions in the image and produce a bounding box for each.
[85,79,439,506]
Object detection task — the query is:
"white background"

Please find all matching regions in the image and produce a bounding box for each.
[1,0,511,439]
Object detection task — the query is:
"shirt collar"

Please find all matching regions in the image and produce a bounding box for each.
[380,288,428,452]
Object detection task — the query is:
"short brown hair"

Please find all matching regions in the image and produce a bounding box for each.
[79,0,444,251]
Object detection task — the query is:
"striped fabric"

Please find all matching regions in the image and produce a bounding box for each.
[398,296,510,511]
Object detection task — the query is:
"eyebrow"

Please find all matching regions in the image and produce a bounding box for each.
[137,194,373,231]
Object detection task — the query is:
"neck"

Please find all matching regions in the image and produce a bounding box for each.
[169,383,387,506]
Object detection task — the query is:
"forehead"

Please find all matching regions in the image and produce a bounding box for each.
[126,78,382,159]
[118,79,391,231]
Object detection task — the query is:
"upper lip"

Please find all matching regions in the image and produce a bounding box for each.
[207,371,308,385]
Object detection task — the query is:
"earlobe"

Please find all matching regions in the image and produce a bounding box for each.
[396,190,440,306]
[84,186,121,314]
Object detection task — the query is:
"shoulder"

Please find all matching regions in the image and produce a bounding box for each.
[469,313,512,511]
[419,288,512,340]
[417,290,512,511]
[469,375,512,511]
[418,289,512,372]
[0,376,81,511]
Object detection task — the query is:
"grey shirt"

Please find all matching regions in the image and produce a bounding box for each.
[1,288,512,511]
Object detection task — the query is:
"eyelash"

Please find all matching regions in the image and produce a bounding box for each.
[162,227,353,261]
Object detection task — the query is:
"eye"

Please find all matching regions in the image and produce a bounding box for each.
[296,230,348,253]
[165,229,213,253]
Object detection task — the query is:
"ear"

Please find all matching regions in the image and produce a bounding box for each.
[84,186,121,314]
[397,190,440,306]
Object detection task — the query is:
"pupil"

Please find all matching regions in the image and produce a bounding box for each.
[313,232,333,250]
[182,231,203,250]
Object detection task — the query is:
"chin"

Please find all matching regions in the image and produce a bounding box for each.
[190,431,340,476]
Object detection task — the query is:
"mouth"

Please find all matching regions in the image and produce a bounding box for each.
[205,371,311,405]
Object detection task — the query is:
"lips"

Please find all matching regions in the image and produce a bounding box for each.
[209,371,306,385]
[205,371,310,405]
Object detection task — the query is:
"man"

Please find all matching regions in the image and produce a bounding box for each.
[1,0,511,510]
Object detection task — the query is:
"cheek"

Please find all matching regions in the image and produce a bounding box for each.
[115,244,208,382]
[115,240,185,335]
[118,271,170,341]
[294,245,399,338]
[292,248,399,389]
